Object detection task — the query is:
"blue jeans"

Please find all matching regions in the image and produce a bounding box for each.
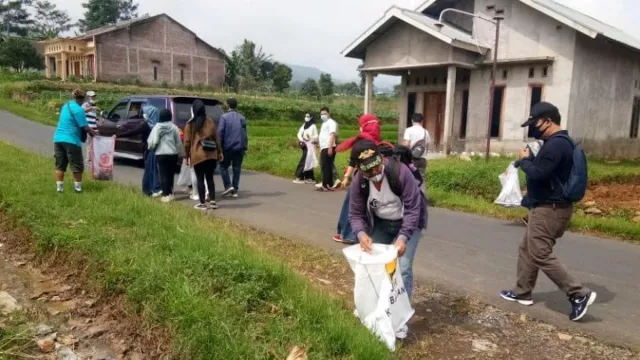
[337,189,356,241]
[142,150,161,196]
[371,217,422,299]
[220,149,244,191]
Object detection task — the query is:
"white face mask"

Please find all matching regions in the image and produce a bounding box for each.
[304,116,311,122]
[370,173,384,183]
[321,114,329,122]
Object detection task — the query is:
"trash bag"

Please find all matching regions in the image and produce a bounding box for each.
[90,136,115,180]
[176,161,191,187]
[494,162,523,207]
[343,244,415,351]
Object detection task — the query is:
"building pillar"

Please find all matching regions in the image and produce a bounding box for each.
[397,72,409,143]
[364,72,374,114]
[443,65,457,154]
[45,57,51,78]
[60,52,67,81]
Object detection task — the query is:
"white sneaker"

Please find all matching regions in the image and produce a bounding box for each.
[189,194,200,201]
[222,187,235,196]
[305,179,315,184]
[232,192,238,198]
[161,195,174,203]
[315,183,323,188]
[151,191,163,198]
[74,183,82,193]
[333,179,342,188]
[293,179,305,184]
[56,184,64,193]
[395,325,409,339]
[194,203,208,211]
[208,201,219,209]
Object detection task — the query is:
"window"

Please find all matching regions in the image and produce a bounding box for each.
[491,86,505,138]
[128,101,145,119]
[172,98,224,128]
[106,102,129,122]
[630,97,640,139]
[528,67,535,78]
[527,86,544,138]
[415,77,420,86]
[180,69,185,82]
[432,77,437,84]
[502,69,508,80]
[148,98,167,110]
[153,66,158,81]
[459,90,469,139]
[542,66,548,77]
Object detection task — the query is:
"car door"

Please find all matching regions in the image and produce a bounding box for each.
[117,100,147,155]
[97,100,129,137]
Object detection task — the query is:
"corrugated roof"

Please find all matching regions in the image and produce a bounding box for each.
[400,8,489,48]
[77,14,155,39]
[529,0,640,52]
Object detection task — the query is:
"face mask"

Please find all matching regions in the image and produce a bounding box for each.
[304,116,311,122]
[370,173,384,182]
[89,100,96,105]
[321,114,329,122]
[529,120,549,140]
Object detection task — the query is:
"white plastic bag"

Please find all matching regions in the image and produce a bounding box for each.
[494,162,523,207]
[343,244,415,351]
[90,136,115,180]
[176,162,191,187]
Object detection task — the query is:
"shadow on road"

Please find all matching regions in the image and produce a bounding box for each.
[534,282,614,324]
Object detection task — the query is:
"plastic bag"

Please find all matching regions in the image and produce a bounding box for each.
[494,162,523,207]
[90,136,115,180]
[176,162,191,187]
[343,244,415,351]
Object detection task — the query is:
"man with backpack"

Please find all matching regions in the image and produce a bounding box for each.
[500,102,595,322]
[403,113,430,183]
[349,140,428,305]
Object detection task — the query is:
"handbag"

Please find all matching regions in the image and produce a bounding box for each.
[200,139,217,152]
[68,102,87,143]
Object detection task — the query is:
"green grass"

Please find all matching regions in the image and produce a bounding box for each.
[0,142,392,360]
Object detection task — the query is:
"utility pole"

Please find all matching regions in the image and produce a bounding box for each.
[485,9,504,161]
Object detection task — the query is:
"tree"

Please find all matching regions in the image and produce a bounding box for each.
[318,73,334,97]
[340,82,360,96]
[31,0,72,39]
[0,37,44,72]
[358,70,365,96]
[0,0,33,36]
[77,0,139,33]
[271,63,292,93]
[300,78,320,97]
[393,83,402,97]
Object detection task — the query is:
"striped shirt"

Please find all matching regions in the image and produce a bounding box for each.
[82,102,98,129]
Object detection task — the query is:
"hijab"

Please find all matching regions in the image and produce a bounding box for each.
[142,105,159,128]
[303,114,316,130]
[191,100,207,132]
[336,114,382,153]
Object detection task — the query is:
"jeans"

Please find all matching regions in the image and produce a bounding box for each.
[142,150,161,196]
[371,217,422,299]
[220,149,244,191]
[295,146,315,180]
[337,189,356,241]
[194,159,217,203]
[320,148,336,188]
[157,154,178,196]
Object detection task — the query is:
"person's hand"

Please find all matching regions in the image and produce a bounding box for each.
[328,147,334,156]
[393,238,407,257]
[359,233,373,253]
[519,147,531,160]
[341,177,350,188]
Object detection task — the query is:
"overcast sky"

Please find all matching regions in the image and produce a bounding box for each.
[51,0,640,81]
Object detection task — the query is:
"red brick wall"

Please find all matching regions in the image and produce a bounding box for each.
[95,15,225,87]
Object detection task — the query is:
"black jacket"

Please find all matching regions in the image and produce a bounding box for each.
[515,131,573,206]
[118,122,151,149]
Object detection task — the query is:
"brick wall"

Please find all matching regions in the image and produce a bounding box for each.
[95,15,225,87]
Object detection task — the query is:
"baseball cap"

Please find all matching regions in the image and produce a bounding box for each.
[521,102,559,127]
[351,140,383,172]
[86,90,96,97]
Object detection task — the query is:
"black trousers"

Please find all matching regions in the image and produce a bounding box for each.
[295,146,315,180]
[194,159,217,203]
[320,148,336,188]
[157,154,178,196]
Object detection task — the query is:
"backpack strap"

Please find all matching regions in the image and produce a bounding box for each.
[385,159,403,198]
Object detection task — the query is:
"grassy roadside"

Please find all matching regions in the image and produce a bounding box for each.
[0,142,392,359]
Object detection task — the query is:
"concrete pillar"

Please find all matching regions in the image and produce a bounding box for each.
[45,57,50,78]
[398,73,409,143]
[364,72,374,114]
[442,65,457,154]
[61,52,67,81]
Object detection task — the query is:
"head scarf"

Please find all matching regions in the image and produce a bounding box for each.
[191,100,207,132]
[303,114,316,130]
[142,104,159,128]
[336,114,382,153]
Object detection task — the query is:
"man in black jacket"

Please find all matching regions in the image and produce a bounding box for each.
[500,102,596,322]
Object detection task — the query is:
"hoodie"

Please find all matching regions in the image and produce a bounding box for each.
[147,122,182,156]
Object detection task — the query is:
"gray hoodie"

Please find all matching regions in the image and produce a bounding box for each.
[147,122,182,156]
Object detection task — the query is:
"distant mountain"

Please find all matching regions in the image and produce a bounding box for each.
[288,64,325,83]
[287,63,400,93]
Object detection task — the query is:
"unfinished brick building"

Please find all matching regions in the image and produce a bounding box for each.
[41,14,225,88]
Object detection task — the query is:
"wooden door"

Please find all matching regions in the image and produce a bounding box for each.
[423,92,446,148]
[74,62,80,76]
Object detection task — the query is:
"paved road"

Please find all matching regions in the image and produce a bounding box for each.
[1,110,639,348]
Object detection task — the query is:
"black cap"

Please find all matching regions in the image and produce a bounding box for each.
[351,140,382,171]
[521,102,559,127]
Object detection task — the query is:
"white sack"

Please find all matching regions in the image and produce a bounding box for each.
[343,244,415,351]
[90,136,115,180]
[176,161,191,187]
[494,162,523,207]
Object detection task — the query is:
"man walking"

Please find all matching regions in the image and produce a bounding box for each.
[218,97,248,198]
[500,102,596,322]
[402,113,430,183]
[317,107,338,191]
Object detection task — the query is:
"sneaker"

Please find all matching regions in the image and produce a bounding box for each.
[305,179,315,184]
[74,183,82,193]
[333,234,357,245]
[315,183,323,188]
[208,201,219,209]
[151,191,163,198]
[499,290,534,306]
[194,203,208,211]
[56,184,64,193]
[189,194,200,201]
[569,291,597,322]
[161,195,174,203]
[222,187,235,196]
[395,325,409,339]
[293,179,305,184]
[232,191,238,198]
[333,179,342,188]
